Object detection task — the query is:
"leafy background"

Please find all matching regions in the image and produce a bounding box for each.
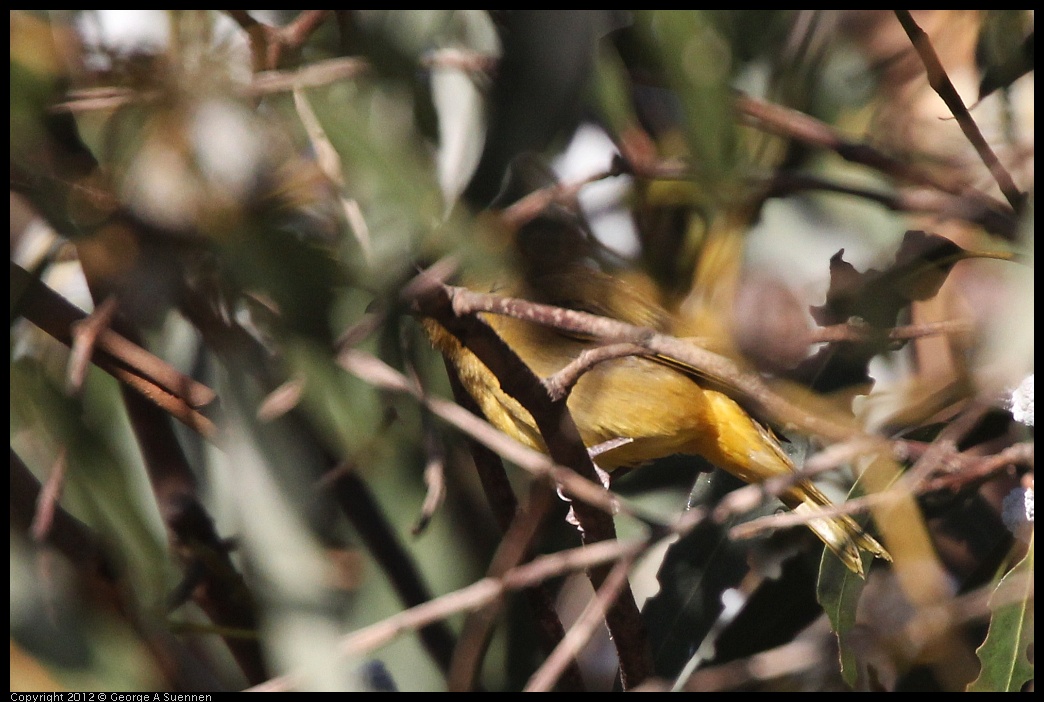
[10,10,1033,692]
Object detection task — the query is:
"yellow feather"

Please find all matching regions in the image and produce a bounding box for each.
[421,282,890,576]
[422,200,888,576]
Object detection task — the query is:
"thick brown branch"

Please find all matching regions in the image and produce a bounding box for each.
[404,279,653,688]
[442,361,583,690]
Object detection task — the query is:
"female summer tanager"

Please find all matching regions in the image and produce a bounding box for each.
[424,164,889,576]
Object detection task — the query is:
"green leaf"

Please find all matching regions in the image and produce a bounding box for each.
[966,534,1034,692]
[816,459,894,689]
[817,545,868,688]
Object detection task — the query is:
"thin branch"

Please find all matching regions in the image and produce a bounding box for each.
[729,487,899,540]
[420,47,499,75]
[247,537,649,692]
[12,448,118,590]
[711,435,905,524]
[499,161,626,232]
[439,282,869,444]
[448,485,585,692]
[757,172,1018,239]
[280,11,331,48]
[338,348,647,522]
[256,376,305,422]
[681,636,826,691]
[12,262,217,409]
[672,567,768,691]
[441,359,583,689]
[30,449,68,544]
[225,10,332,72]
[291,85,373,259]
[899,401,993,490]
[50,51,482,113]
[67,295,119,394]
[246,55,368,95]
[341,336,652,687]
[11,262,220,438]
[543,342,648,402]
[51,57,369,114]
[734,92,1018,238]
[727,442,1033,540]
[179,284,467,682]
[804,435,896,475]
[920,442,1033,493]
[524,557,635,692]
[894,10,1025,211]
[678,565,1031,691]
[412,420,447,536]
[13,451,238,691]
[52,49,494,115]
[808,318,974,344]
[441,358,522,533]
[735,93,950,195]
[11,450,222,689]
[319,462,460,678]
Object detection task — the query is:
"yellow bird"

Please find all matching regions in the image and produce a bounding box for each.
[424,166,889,576]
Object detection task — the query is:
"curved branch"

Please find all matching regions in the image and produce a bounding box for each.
[438,281,868,444]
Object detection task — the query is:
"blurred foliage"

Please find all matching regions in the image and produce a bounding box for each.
[967,534,1034,692]
[10,9,1033,693]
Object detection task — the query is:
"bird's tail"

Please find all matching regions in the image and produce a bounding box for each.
[696,389,891,577]
[786,481,891,578]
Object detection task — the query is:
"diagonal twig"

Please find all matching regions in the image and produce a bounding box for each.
[448,484,585,692]
[247,536,650,692]
[524,556,636,692]
[67,295,119,395]
[734,93,1019,238]
[894,10,1026,211]
[441,360,584,690]
[11,261,219,437]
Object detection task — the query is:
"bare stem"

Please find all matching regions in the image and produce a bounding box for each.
[894,10,1025,211]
